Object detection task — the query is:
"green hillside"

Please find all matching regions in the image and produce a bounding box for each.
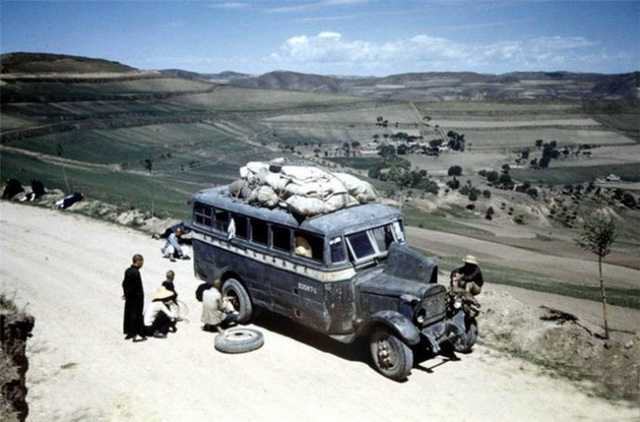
[1,54,639,311]
[0,52,137,74]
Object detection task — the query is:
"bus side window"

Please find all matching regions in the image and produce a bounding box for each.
[194,203,212,227]
[232,214,248,239]
[272,225,291,252]
[294,232,323,262]
[213,209,230,232]
[330,236,347,263]
[251,219,269,245]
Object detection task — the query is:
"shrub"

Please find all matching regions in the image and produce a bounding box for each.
[482,190,491,199]
[485,206,495,220]
[621,193,637,209]
[448,165,463,177]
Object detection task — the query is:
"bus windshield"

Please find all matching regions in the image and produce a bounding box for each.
[345,221,404,263]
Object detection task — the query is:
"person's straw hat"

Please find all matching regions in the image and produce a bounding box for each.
[463,255,479,265]
[153,286,174,301]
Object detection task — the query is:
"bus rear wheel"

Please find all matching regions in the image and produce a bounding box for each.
[222,278,253,323]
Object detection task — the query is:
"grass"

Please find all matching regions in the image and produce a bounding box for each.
[403,204,493,236]
[325,156,384,170]
[513,163,640,185]
[431,255,640,309]
[1,150,199,219]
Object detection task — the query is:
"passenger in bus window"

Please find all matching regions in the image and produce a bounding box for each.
[294,236,312,258]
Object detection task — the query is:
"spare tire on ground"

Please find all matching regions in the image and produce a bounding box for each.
[214,328,264,354]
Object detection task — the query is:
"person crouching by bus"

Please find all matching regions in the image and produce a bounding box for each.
[450,255,484,296]
[144,286,178,339]
[161,227,190,262]
[200,279,238,332]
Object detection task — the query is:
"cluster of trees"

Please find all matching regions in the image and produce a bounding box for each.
[375,116,389,127]
[445,165,491,201]
[369,148,438,194]
[478,165,514,190]
[389,132,423,143]
[446,130,466,151]
[517,140,601,170]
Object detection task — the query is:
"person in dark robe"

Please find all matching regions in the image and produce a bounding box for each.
[2,178,24,200]
[122,254,147,342]
[23,179,46,202]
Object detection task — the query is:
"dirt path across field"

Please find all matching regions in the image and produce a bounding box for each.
[1,201,638,421]
[406,226,640,291]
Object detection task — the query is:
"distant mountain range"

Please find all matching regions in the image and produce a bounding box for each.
[154,68,640,101]
[205,69,640,101]
[2,52,638,100]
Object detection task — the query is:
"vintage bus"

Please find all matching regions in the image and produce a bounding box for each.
[189,185,476,380]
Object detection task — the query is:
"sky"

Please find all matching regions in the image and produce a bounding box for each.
[1,0,639,76]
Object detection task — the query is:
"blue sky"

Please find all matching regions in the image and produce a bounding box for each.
[2,0,638,76]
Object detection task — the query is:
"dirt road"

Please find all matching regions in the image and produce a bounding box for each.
[1,201,638,421]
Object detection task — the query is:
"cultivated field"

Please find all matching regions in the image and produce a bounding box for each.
[1,59,640,419]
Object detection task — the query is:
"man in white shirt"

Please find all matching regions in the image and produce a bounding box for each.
[201,279,238,332]
[144,286,177,338]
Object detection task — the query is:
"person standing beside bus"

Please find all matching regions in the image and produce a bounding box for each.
[122,254,146,342]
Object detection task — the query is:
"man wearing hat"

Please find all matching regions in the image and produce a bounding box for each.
[143,286,178,338]
[450,255,484,296]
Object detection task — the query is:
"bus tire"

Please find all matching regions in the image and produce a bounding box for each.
[370,327,413,381]
[214,328,264,354]
[222,278,253,323]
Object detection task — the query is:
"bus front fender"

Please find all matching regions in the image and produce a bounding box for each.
[359,311,420,346]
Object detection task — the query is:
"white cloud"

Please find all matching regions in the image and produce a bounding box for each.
[318,31,342,39]
[269,32,610,73]
[209,2,250,9]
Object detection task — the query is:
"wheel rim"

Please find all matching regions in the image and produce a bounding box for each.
[375,335,397,370]
[225,289,240,310]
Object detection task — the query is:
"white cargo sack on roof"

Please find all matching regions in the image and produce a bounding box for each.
[263,171,290,192]
[249,185,279,208]
[333,172,378,203]
[281,165,326,182]
[285,177,347,199]
[286,193,349,216]
[229,179,252,199]
[231,159,378,216]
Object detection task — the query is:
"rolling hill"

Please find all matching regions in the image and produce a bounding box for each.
[1,51,639,320]
[225,69,640,101]
[0,52,137,74]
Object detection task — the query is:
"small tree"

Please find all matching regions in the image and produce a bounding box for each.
[144,158,155,216]
[575,211,617,339]
[447,165,463,177]
[56,142,71,192]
